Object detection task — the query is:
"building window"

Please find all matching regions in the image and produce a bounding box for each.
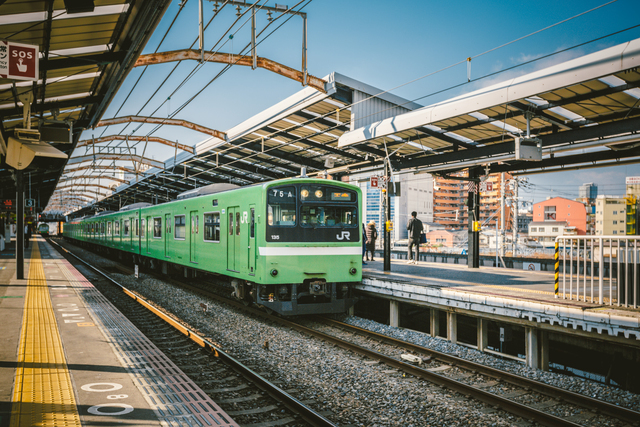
[204,213,220,242]
[552,227,559,232]
[613,211,617,215]
[544,206,556,220]
[175,215,186,239]
[613,220,617,225]
[613,230,617,235]
[530,227,537,232]
[538,227,545,232]
[153,218,162,238]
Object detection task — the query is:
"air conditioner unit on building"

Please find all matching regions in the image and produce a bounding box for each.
[514,137,542,161]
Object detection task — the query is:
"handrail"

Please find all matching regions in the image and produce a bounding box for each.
[555,235,639,308]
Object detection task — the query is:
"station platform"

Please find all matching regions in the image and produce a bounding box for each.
[0,236,237,427]
[360,258,640,342]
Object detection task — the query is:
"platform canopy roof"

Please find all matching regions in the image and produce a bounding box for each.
[0,0,171,215]
[65,37,640,217]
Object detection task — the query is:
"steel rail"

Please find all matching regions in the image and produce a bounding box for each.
[49,239,338,427]
[316,317,640,425]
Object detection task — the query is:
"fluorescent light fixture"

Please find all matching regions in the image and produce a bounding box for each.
[47,44,110,57]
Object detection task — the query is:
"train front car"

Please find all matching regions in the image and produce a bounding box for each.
[251,179,361,315]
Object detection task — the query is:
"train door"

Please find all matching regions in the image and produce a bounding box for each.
[145,216,151,254]
[227,207,238,272]
[248,206,255,275]
[190,210,198,264]
[164,213,171,258]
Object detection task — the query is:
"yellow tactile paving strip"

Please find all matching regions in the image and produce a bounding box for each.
[10,242,81,427]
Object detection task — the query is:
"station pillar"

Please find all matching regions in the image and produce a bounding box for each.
[447,312,457,344]
[525,327,539,369]
[540,330,549,371]
[389,300,399,327]
[430,309,439,337]
[477,318,489,352]
[467,167,480,269]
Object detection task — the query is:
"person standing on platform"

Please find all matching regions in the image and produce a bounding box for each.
[362,224,367,265]
[365,220,378,261]
[407,211,423,264]
[24,224,31,249]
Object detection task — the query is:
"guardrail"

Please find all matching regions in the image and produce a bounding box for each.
[555,236,639,308]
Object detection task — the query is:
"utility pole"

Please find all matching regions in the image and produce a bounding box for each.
[468,167,480,268]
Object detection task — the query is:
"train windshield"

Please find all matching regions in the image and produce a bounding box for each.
[266,183,359,242]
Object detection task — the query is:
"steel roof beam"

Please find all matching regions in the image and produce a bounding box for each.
[56,184,115,193]
[77,135,195,154]
[67,154,164,169]
[134,49,327,93]
[63,165,137,175]
[261,125,363,162]
[40,51,127,71]
[95,116,226,140]
[223,138,326,171]
[58,175,129,185]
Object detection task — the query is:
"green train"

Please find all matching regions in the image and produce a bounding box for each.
[37,223,50,236]
[63,178,361,316]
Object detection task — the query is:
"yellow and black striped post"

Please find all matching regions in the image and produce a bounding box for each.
[554,242,559,298]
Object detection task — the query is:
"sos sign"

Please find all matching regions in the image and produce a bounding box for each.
[0,40,39,81]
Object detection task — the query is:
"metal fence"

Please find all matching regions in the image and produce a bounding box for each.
[555,236,639,308]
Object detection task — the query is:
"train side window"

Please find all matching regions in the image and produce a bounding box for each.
[141,219,145,237]
[174,215,186,240]
[153,217,162,238]
[250,208,255,238]
[115,220,120,235]
[236,212,240,235]
[229,213,233,235]
[123,220,130,236]
[107,222,112,236]
[101,222,105,235]
[204,213,220,242]
[135,219,139,237]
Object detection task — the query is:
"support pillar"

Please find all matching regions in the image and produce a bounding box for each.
[477,318,488,352]
[347,305,355,316]
[540,330,549,371]
[16,170,24,280]
[447,312,457,344]
[430,308,439,337]
[525,327,539,369]
[467,167,480,269]
[389,300,399,327]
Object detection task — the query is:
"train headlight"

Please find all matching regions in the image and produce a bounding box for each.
[349,267,357,275]
[278,285,288,296]
[315,190,323,198]
[270,269,278,277]
[301,189,309,198]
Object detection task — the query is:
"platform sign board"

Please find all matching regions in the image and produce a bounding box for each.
[0,40,39,81]
[370,176,378,188]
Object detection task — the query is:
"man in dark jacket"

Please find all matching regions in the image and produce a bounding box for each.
[406,211,423,264]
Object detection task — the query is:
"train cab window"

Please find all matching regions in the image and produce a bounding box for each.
[141,219,145,237]
[107,222,112,236]
[115,221,120,235]
[268,186,296,226]
[123,220,130,236]
[153,217,162,238]
[204,213,220,242]
[175,215,186,239]
[300,205,357,227]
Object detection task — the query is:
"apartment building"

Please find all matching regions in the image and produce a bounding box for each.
[595,196,627,235]
[532,197,587,235]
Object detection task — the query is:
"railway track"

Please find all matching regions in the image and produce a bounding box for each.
[52,238,640,427]
[50,239,337,427]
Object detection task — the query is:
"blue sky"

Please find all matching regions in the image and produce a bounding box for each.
[98,0,640,201]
